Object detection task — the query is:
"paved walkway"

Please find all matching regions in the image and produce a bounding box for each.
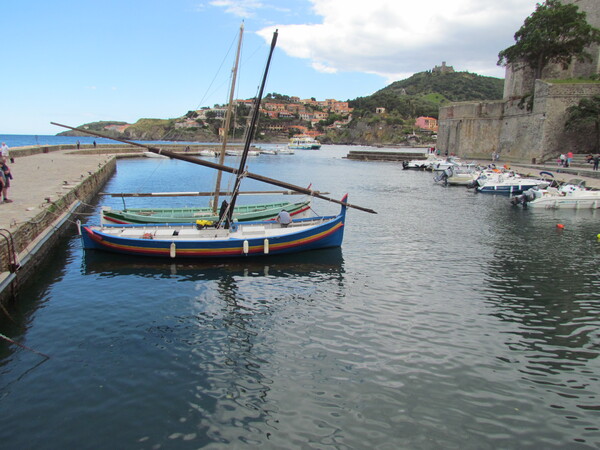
[0,151,114,230]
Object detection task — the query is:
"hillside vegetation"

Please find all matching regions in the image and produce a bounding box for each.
[350,71,504,118]
[60,70,504,145]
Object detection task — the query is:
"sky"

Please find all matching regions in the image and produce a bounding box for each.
[1,0,541,135]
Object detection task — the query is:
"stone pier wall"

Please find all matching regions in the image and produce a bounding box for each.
[438,81,600,163]
[0,158,116,305]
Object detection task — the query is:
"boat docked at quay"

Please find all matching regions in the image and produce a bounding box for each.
[80,199,347,259]
[54,28,377,260]
[101,199,312,225]
[434,165,481,186]
[510,179,600,209]
[469,169,551,195]
[402,154,444,170]
[259,146,295,155]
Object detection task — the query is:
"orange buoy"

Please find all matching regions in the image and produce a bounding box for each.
[556,224,565,229]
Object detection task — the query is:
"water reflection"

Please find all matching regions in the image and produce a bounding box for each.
[77,247,347,446]
[479,206,600,443]
[81,247,345,281]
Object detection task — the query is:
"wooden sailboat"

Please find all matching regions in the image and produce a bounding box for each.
[100,23,309,225]
[100,199,311,225]
[54,30,376,260]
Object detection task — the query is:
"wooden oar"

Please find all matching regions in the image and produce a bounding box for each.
[50,122,378,214]
[100,190,327,197]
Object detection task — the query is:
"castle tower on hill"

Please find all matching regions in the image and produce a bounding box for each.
[437,0,600,164]
[433,62,454,74]
[504,0,600,99]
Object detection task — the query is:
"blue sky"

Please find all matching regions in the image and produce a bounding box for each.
[2,0,540,135]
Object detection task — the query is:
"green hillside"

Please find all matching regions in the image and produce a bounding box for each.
[350,71,504,119]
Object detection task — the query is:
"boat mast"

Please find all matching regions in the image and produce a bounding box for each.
[213,22,244,214]
[225,29,278,226]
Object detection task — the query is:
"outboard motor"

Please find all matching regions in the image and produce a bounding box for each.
[511,187,537,206]
[466,179,478,189]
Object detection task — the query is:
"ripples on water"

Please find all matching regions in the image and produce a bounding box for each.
[1,146,599,448]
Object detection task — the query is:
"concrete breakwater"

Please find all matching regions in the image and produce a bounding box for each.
[346,150,424,161]
[10,142,230,158]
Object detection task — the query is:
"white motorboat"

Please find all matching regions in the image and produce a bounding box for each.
[471,170,551,195]
[259,147,295,155]
[511,179,600,208]
[431,156,477,172]
[226,149,260,156]
[434,165,481,186]
[288,135,321,150]
[402,154,444,170]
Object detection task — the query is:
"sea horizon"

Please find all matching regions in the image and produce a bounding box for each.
[0,133,221,148]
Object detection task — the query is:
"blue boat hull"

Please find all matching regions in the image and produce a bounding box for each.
[477,183,542,195]
[81,201,347,259]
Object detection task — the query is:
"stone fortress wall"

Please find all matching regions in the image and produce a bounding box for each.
[438,0,600,163]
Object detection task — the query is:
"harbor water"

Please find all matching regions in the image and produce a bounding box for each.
[1,145,599,448]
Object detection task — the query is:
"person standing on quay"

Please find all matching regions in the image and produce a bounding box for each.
[566,150,573,167]
[1,142,10,163]
[0,160,13,203]
[593,154,600,171]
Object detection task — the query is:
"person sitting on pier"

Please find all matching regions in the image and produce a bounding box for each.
[276,209,292,227]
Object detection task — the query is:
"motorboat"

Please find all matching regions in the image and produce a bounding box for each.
[434,165,481,186]
[471,169,551,195]
[431,156,477,172]
[288,135,321,150]
[226,149,260,156]
[402,154,444,170]
[259,147,295,155]
[511,179,600,208]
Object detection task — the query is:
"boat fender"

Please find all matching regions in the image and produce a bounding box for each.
[196,219,214,229]
[264,239,269,254]
[76,220,82,235]
[243,240,249,254]
[170,242,176,258]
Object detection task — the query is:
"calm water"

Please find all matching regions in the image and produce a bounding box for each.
[1,145,599,449]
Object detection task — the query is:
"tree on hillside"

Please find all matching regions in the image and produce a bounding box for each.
[497,0,600,80]
[564,95,600,152]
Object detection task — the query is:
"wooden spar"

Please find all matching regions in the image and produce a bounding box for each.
[50,121,377,214]
[213,22,243,214]
[100,190,327,197]
[226,30,278,225]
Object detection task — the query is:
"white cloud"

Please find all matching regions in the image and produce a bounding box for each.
[208,0,264,18]
[255,0,540,80]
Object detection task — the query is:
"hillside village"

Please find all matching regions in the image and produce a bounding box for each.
[195,96,357,139]
[73,93,440,144]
